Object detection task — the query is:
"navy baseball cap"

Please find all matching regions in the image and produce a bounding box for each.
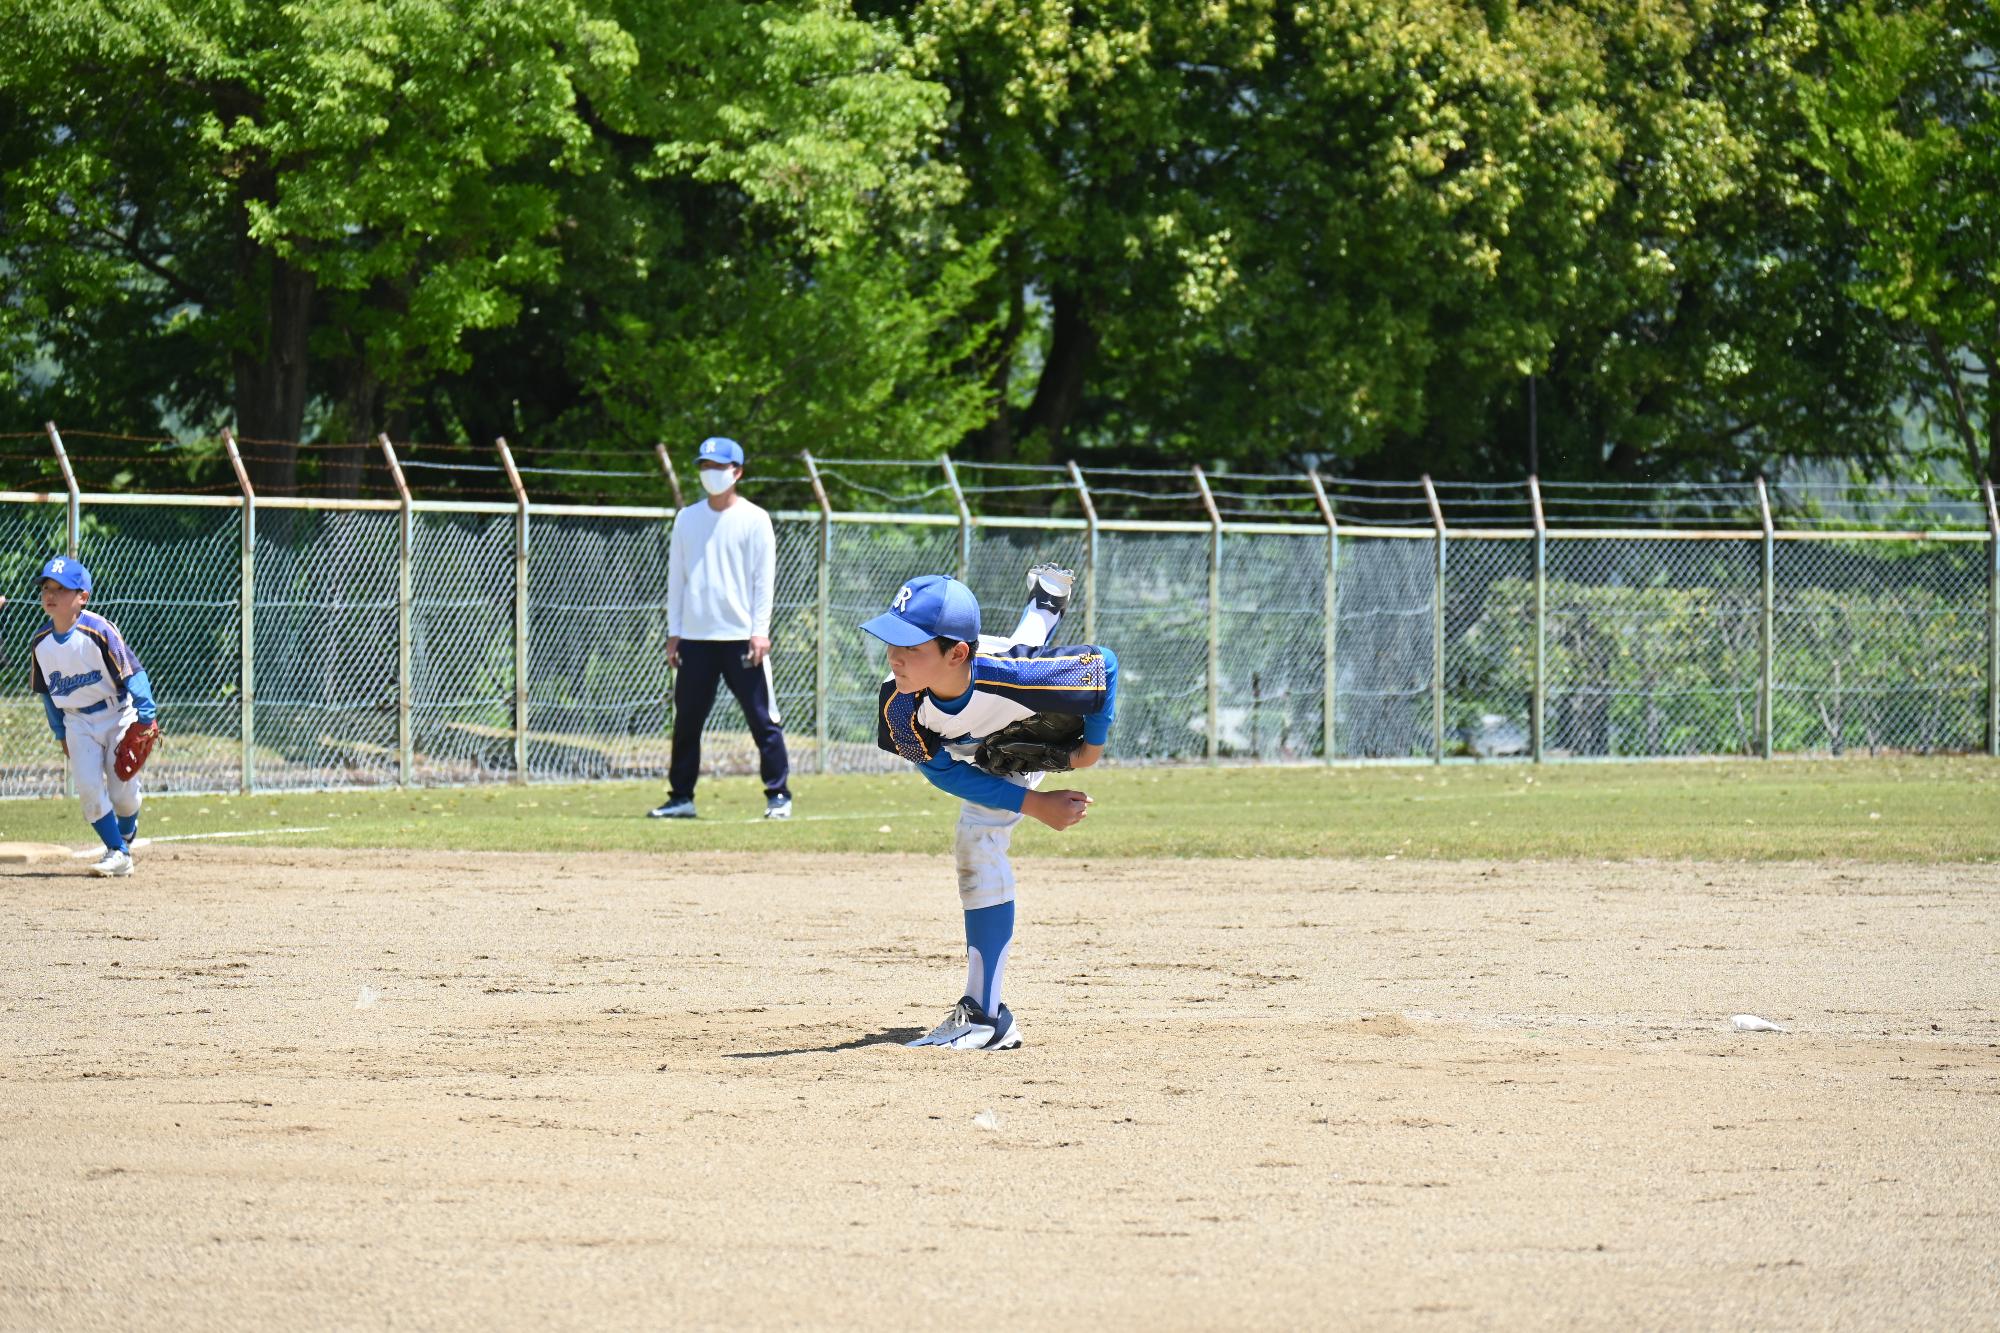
[35,555,91,592]
[860,574,981,647]
[696,436,744,467]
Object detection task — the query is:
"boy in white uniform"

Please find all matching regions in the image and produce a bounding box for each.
[27,557,161,877]
[862,566,1117,1050]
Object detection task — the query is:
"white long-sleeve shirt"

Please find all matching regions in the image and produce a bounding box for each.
[668,498,776,640]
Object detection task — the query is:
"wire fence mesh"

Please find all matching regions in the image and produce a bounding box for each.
[1544,538,1763,758]
[2,472,1997,801]
[1,499,72,795]
[1773,539,1989,755]
[254,508,401,790]
[1336,537,1436,759]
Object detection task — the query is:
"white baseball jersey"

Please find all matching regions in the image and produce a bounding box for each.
[877,640,1114,765]
[30,611,145,717]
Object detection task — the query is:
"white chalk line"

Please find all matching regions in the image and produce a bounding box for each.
[1399,1008,1985,1044]
[721,810,938,826]
[55,811,921,854]
[70,826,332,857]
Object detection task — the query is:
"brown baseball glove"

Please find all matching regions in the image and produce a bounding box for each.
[114,720,160,781]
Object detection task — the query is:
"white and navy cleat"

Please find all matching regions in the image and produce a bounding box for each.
[1026,563,1074,618]
[907,996,1023,1051]
[90,848,134,878]
[763,794,793,820]
[647,798,697,819]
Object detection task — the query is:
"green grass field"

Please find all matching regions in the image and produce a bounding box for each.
[3,756,1995,861]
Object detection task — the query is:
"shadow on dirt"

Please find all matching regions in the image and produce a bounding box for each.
[724,1027,925,1059]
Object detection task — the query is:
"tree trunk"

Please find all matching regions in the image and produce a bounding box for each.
[232,249,315,494]
[324,361,380,498]
[1019,284,1095,455]
[960,263,1028,462]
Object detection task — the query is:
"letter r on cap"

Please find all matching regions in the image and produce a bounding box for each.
[893,585,913,612]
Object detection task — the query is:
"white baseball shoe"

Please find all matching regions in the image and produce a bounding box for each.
[763,794,793,820]
[90,848,134,878]
[907,996,1022,1051]
[647,797,696,819]
[1026,564,1074,618]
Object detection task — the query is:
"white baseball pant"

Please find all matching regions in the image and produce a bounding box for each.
[65,703,143,825]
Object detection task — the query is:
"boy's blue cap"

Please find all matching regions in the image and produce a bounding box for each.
[860,574,981,647]
[35,555,91,592]
[696,436,744,467]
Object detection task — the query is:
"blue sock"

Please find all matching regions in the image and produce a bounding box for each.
[962,900,1015,1013]
[118,813,138,845]
[91,813,124,853]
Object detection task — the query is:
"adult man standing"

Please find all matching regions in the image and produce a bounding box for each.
[648,436,793,820]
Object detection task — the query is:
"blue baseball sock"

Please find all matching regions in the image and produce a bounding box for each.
[117,813,138,845]
[963,899,1015,1013]
[90,813,124,853]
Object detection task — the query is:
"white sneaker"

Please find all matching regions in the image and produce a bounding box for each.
[647,798,696,819]
[1027,564,1074,617]
[90,848,134,878]
[764,794,793,820]
[907,996,1022,1051]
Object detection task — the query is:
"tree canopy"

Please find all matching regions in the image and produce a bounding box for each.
[1,0,1992,496]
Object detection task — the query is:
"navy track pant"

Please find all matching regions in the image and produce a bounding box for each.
[668,639,791,802]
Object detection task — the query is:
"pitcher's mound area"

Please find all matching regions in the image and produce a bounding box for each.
[2,849,1994,1329]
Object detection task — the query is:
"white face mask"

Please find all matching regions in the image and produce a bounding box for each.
[699,467,738,496]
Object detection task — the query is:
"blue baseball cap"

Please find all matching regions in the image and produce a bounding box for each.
[35,555,91,592]
[696,436,745,467]
[860,574,981,648]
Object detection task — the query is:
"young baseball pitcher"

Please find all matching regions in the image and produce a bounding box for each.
[861,564,1117,1050]
[27,557,161,877]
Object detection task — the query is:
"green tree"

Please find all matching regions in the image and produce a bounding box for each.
[1798,0,1999,482]
[1,0,641,489]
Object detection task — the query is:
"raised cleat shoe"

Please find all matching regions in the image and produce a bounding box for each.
[647,798,697,819]
[1026,563,1075,618]
[90,848,134,878]
[763,794,793,820]
[906,996,1023,1051]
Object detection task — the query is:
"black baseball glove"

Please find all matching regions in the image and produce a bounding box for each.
[975,711,1087,776]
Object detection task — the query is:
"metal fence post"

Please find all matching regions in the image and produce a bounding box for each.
[1529,475,1547,764]
[654,443,686,510]
[803,452,832,775]
[497,437,530,783]
[941,455,971,582]
[222,429,256,792]
[1985,477,1999,758]
[1068,461,1098,643]
[1308,472,1339,762]
[1423,475,1446,763]
[1193,466,1222,764]
[44,422,78,556]
[381,434,415,786]
[1756,476,1775,760]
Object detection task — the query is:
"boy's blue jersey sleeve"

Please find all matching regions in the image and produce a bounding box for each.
[42,693,65,741]
[126,669,157,723]
[1080,645,1118,745]
[918,752,1027,812]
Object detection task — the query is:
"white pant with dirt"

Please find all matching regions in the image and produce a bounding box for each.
[65,703,143,826]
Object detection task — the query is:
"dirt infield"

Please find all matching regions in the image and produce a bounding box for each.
[2,849,1995,1330]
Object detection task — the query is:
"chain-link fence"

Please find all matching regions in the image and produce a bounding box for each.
[4,456,1997,798]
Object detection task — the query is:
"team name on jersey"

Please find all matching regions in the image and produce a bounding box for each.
[45,667,105,697]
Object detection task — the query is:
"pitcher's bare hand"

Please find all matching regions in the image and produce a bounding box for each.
[1023,789,1092,831]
